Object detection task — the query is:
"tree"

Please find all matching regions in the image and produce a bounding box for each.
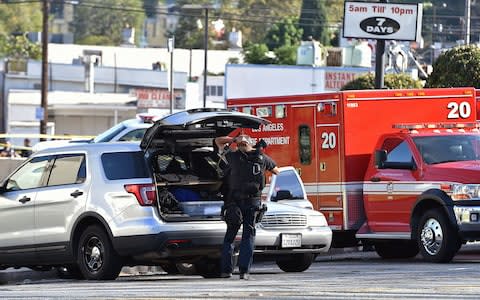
[219,0,301,44]
[265,16,303,50]
[242,43,275,64]
[341,73,423,90]
[273,45,297,65]
[299,0,330,45]
[0,34,41,59]
[426,45,480,88]
[0,3,42,59]
[0,2,42,35]
[170,0,218,49]
[71,0,144,46]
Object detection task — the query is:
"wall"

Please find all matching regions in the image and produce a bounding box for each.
[225,64,372,99]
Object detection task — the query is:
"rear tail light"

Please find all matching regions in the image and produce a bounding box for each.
[124,184,157,206]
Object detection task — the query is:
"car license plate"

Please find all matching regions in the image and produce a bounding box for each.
[281,233,301,248]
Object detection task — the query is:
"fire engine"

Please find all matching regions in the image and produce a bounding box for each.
[227,87,480,262]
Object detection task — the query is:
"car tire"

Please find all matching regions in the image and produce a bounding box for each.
[417,208,460,263]
[276,253,314,272]
[56,265,84,279]
[76,225,123,280]
[374,241,419,259]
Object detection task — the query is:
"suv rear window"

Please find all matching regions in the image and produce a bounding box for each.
[101,151,149,180]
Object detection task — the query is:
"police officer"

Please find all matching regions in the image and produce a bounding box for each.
[215,134,279,280]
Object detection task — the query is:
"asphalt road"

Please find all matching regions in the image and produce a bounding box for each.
[2,245,480,299]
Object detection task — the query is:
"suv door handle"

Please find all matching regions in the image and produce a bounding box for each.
[370,177,381,182]
[70,190,83,198]
[19,196,31,204]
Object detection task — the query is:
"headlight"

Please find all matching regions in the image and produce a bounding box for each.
[450,184,480,200]
[308,214,328,227]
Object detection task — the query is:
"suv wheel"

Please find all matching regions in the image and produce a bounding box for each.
[76,225,123,280]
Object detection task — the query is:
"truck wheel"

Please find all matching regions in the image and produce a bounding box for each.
[276,253,314,272]
[417,208,459,263]
[374,241,419,259]
[76,225,123,280]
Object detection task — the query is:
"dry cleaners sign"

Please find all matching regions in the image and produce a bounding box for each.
[343,1,422,42]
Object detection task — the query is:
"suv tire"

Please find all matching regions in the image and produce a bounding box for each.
[76,225,123,280]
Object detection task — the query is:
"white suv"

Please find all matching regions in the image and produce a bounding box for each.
[0,109,331,280]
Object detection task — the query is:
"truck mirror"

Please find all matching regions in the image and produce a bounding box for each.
[374,150,387,169]
[273,190,293,201]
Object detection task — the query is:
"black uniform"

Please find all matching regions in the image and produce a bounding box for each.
[219,148,276,277]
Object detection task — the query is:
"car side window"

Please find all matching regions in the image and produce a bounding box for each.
[47,154,86,186]
[6,156,51,191]
[118,128,147,141]
[272,169,305,200]
[101,151,150,180]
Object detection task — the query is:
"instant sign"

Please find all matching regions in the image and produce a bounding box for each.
[343,1,422,42]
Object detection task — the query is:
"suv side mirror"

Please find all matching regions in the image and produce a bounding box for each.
[273,190,293,201]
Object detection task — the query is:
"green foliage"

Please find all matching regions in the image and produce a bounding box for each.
[71,0,144,46]
[0,34,41,59]
[0,3,42,35]
[265,16,303,50]
[425,45,480,88]
[77,35,116,46]
[299,0,330,45]
[219,0,301,44]
[242,43,275,64]
[273,45,297,65]
[341,73,423,90]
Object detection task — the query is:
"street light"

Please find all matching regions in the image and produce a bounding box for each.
[167,36,175,114]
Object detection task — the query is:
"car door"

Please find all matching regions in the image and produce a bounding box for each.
[34,153,87,254]
[0,156,50,260]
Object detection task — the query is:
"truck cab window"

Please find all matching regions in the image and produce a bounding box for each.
[382,139,413,163]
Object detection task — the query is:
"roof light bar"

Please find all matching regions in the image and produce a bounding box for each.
[393,123,480,130]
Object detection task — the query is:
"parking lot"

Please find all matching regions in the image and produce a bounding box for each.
[2,245,480,299]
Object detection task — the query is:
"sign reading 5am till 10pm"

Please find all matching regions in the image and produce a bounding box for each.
[343,1,423,42]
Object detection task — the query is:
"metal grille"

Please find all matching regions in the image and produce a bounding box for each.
[260,213,307,228]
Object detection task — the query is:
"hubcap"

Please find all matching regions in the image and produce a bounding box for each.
[420,218,443,255]
[83,236,104,272]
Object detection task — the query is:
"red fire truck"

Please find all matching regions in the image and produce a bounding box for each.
[227,87,480,262]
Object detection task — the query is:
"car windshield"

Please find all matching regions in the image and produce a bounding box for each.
[93,123,127,143]
[413,135,480,164]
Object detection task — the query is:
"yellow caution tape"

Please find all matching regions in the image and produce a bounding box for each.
[0,133,96,140]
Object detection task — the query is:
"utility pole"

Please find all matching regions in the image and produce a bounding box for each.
[203,7,208,108]
[40,0,49,140]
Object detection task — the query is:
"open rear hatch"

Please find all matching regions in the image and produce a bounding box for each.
[140,108,270,221]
